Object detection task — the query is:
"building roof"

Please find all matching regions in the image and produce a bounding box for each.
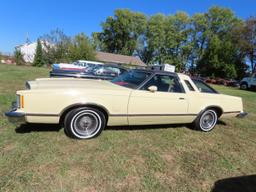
[96,51,146,67]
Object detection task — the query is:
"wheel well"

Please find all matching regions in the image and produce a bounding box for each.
[59,104,109,126]
[206,106,223,118]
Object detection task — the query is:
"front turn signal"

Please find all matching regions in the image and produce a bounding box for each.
[21,95,24,108]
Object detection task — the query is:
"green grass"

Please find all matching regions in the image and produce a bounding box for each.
[0,64,255,191]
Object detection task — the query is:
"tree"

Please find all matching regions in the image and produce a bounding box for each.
[144,12,192,71]
[190,13,209,72]
[196,6,245,78]
[68,33,96,61]
[14,49,25,65]
[93,9,147,56]
[246,17,256,72]
[33,39,46,67]
[145,14,166,64]
[198,35,240,78]
[164,12,192,71]
[41,29,71,64]
[232,17,256,72]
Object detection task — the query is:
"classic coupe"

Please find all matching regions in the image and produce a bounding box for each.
[5,69,247,139]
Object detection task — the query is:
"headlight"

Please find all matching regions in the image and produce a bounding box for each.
[15,95,24,108]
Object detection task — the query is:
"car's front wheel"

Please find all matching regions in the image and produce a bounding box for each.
[240,82,248,90]
[193,109,218,132]
[64,107,106,139]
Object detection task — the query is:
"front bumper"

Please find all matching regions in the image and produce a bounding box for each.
[236,112,248,118]
[5,110,26,125]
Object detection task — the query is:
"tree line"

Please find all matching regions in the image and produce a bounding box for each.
[93,7,256,79]
[15,6,256,79]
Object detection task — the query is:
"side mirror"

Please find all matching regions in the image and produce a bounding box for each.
[148,85,158,92]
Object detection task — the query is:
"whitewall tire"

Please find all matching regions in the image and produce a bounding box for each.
[193,109,218,132]
[64,107,106,139]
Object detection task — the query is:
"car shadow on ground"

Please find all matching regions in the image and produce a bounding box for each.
[15,123,62,134]
[107,120,227,131]
[217,119,227,126]
[107,123,186,131]
[14,120,227,134]
[211,175,256,192]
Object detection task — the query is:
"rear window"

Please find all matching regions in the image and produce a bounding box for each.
[192,79,218,94]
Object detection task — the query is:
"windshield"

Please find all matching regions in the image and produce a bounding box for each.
[111,70,151,89]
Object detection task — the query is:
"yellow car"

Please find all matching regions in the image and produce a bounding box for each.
[5,69,247,139]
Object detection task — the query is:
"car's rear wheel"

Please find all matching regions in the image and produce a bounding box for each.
[64,107,106,139]
[193,109,218,132]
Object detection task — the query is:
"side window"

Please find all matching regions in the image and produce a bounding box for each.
[192,79,218,93]
[140,74,183,93]
[184,80,195,91]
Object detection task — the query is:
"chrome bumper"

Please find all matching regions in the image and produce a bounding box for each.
[5,103,26,125]
[236,112,248,118]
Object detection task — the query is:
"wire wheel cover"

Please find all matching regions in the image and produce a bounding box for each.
[200,110,217,131]
[71,110,101,137]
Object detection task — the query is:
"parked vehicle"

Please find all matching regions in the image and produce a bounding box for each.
[240,73,256,90]
[6,69,247,139]
[50,64,127,80]
[205,78,239,87]
[52,60,103,72]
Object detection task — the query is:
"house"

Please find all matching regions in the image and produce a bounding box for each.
[15,41,51,63]
[96,51,146,67]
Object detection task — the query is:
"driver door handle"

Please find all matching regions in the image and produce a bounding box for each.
[179,97,185,100]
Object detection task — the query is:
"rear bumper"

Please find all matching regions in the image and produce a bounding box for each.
[236,112,248,118]
[5,110,26,125]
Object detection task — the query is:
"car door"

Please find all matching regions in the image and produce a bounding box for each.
[128,74,190,125]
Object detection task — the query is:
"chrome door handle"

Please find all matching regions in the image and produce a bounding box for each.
[179,97,185,100]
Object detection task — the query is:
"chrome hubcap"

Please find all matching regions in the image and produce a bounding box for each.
[200,111,217,131]
[72,111,100,137]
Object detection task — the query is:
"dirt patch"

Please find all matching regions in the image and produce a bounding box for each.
[161,153,175,164]
[132,155,145,164]
[115,175,140,191]
[3,143,16,152]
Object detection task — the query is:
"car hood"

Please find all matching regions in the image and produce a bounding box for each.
[26,78,130,91]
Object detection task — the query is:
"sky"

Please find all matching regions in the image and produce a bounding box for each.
[0,0,255,54]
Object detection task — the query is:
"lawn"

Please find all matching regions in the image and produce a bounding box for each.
[0,64,255,192]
